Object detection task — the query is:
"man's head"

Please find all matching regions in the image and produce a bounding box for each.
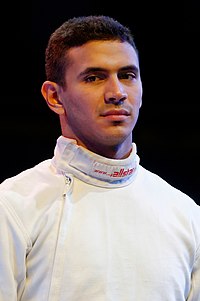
[44,15,138,87]
[41,15,142,159]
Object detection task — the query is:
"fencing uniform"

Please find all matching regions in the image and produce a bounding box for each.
[0,136,200,301]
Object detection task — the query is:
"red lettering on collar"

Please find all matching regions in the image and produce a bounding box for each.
[93,168,134,178]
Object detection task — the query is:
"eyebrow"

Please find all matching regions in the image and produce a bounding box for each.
[78,65,139,78]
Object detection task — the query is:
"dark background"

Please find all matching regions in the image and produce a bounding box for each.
[1,1,199,204]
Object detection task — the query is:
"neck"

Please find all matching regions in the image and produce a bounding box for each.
[62,135,133,159]
[86,144,132,159]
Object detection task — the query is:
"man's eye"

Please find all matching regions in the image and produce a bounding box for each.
[85,75,101,82]
[119,73,136,80]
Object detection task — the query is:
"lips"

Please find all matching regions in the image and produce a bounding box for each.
[101,109,130,117]
[100,109,130,121]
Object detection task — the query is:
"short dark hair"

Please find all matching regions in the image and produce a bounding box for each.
[45,15,138,86]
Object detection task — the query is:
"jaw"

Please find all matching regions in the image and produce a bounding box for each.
[60,114,134,159]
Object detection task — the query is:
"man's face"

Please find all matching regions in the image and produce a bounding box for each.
[59,40,142,157]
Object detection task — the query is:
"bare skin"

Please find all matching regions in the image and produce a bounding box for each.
[41,40,143,159]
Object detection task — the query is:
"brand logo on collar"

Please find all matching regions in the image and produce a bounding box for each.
[93,167,135,178]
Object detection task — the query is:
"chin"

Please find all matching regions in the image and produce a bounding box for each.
[101,133,131,146]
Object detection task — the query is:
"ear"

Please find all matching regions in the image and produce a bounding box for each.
[41,81,65,115]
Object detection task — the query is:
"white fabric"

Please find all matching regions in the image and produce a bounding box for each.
[0,136,200,301]
[51,136,140,187]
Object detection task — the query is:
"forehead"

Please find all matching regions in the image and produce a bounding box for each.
[67,40,139,70]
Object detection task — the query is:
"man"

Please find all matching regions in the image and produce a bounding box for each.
[0,15,199,301]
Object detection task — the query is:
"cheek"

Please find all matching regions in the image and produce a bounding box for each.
[130,94,142,109]
[134,88,143,107]
[65,97,95,121]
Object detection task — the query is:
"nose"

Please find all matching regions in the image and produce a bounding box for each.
[104,77,128,105]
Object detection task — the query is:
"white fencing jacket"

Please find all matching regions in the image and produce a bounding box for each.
[0,136,200,301]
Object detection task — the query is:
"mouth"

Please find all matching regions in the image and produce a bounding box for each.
[101,109,130,121]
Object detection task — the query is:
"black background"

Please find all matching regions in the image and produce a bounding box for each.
[1,1,199,204]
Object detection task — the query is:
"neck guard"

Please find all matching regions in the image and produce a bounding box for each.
[51,136,140,188]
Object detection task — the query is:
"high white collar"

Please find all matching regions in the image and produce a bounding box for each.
[51,136,140,188]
